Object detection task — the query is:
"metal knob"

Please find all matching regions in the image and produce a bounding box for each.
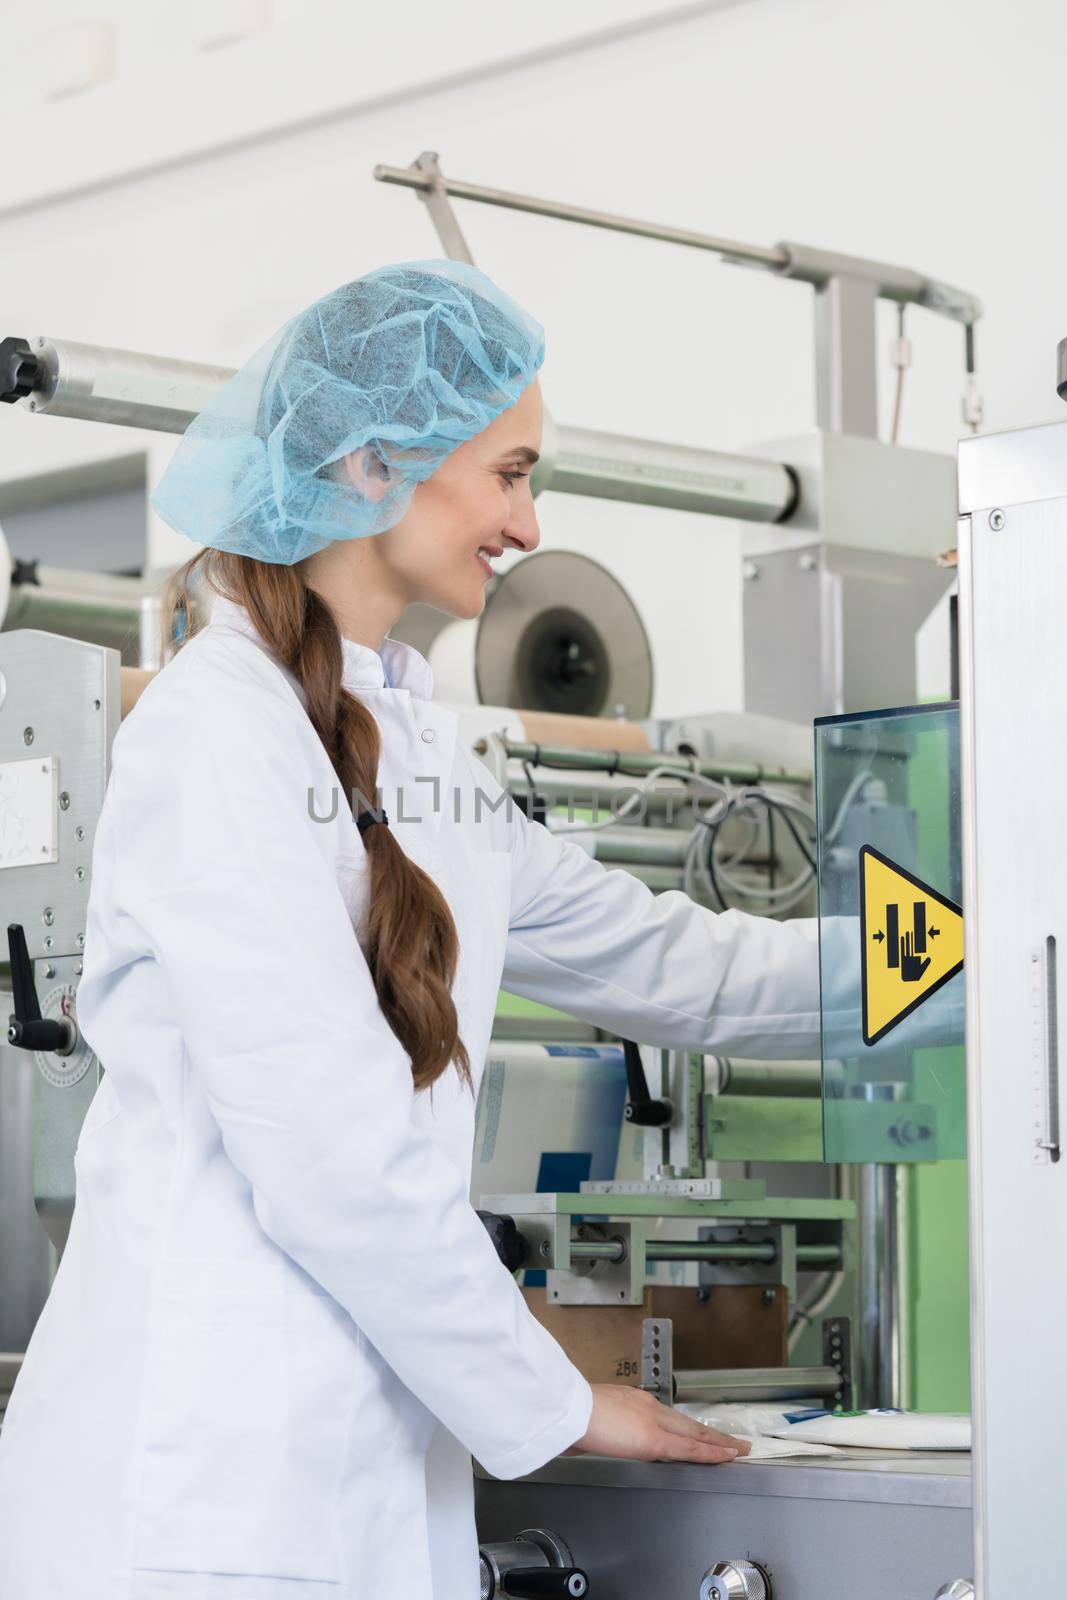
[700,1561,770,1600]
[479,1528,587,1599]
[934,1584,975,1600]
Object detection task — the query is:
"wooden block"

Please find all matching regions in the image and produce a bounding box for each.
[522,1284,788,1387]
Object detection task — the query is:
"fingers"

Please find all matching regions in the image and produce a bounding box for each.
[654,1406,751,1454]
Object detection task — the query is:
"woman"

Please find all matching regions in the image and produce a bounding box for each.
[0,261,828,1600]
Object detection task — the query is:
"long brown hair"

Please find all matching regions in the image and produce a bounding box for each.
[165,547,471,1095]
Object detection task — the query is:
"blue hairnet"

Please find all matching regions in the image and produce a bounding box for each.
[151,259,545,565]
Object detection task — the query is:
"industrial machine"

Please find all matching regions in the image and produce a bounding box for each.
[1,164,1062,1597]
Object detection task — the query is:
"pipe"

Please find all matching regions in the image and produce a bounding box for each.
[475,737,810,788]
[567,1239,842,1268]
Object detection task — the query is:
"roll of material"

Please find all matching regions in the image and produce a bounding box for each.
[471,1043,628,1205]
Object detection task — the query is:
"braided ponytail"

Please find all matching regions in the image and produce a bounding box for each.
[166,548,471,1094]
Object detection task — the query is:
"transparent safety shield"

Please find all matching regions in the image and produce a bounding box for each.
[815,702,965,1162]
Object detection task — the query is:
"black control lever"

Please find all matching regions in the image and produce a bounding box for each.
[6,924,74,1053]
[476,1210,528,1273]
[622,1038,672,1127]
[502,1568,588,1598]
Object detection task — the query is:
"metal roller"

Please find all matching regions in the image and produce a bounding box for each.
[1,336,798,526]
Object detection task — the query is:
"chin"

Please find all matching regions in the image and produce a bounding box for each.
[421,582,487,622]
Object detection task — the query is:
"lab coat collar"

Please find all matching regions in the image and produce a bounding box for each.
[206,594,435,701]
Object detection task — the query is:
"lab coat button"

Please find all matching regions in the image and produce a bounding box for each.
[420,728,436,744]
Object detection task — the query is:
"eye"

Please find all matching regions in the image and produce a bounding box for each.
[497,470,528,487]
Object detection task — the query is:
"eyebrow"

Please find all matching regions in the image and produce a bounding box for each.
[498,446,540,466]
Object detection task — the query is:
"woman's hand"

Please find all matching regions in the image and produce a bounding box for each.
[562,1384,751,1465]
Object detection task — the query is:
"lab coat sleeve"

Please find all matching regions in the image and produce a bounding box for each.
[103,647,592,1481]
[499,790,961,1059]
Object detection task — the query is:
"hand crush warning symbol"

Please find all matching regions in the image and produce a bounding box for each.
[859,845,964,1046]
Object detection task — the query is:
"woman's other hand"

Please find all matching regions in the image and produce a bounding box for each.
[563,1385,751,1465]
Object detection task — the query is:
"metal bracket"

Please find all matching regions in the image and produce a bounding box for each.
[409,150,475,264]
[640,1316,673,1403]
[822,1314,853,1409]
[698,1222,797,1302]
[547,1220,645,1306]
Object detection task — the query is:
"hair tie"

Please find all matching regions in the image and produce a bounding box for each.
[356,808,389,836]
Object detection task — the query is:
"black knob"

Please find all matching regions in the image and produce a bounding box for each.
[6,925,74,1054]
[0,337,41,405]
[502,1568,588,1598]
[621,1038,673,1126]
[476,1210,528,1273]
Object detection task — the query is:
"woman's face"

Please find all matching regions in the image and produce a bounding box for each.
[375,376,544,620]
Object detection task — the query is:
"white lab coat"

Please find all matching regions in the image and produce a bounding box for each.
[0,595,833,1600]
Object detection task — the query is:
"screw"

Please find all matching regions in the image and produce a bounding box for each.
[42,908,54,927]
[44,964,55,980]
[762,1288,777,1305]
[23,726,34,745]
[75,867,84,881]
[36,338,45,350]
[799,551,818,572]
[76,933,84,948]
[989,508,1006,531]
[92,699,100,711]
[59,792,71,810]
[540,1240,551,1258]
[75,961,83,976]
[75,825,85,841]
[44,937,53,951]
[742,560,760,581]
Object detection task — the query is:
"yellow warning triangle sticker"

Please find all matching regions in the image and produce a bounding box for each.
[860,845,964,1047]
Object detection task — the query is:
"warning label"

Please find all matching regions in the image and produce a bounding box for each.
[859,845,964,1047]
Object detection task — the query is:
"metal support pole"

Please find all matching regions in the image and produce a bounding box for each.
[814,276,880,438]
[857,1161,901,1407]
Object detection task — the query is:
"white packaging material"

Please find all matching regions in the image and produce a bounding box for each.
[675,1403,841,1459]
[768,1410,971,1451]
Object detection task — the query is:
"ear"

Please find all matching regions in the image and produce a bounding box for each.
[338,444,391,503]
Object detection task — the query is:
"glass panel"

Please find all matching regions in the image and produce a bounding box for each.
[815,702,965,1163]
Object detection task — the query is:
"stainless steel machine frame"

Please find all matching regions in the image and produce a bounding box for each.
[957,418,1067,1595]
[474,413,1067,1598]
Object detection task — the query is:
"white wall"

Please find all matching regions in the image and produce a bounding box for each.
[1,0,1063,714]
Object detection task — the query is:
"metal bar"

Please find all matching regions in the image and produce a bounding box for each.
[476,737,810,787]
[541,420,796,524]
[674,1364,842,1404]
[373,159,787,268]
[857,1160,901,1407]
[568,1239,841,1267]
[373,157,982,328]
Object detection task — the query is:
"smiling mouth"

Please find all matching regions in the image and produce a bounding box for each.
[476,546,502,577]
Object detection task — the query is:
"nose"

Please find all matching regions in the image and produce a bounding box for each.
[503,486,540,554]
